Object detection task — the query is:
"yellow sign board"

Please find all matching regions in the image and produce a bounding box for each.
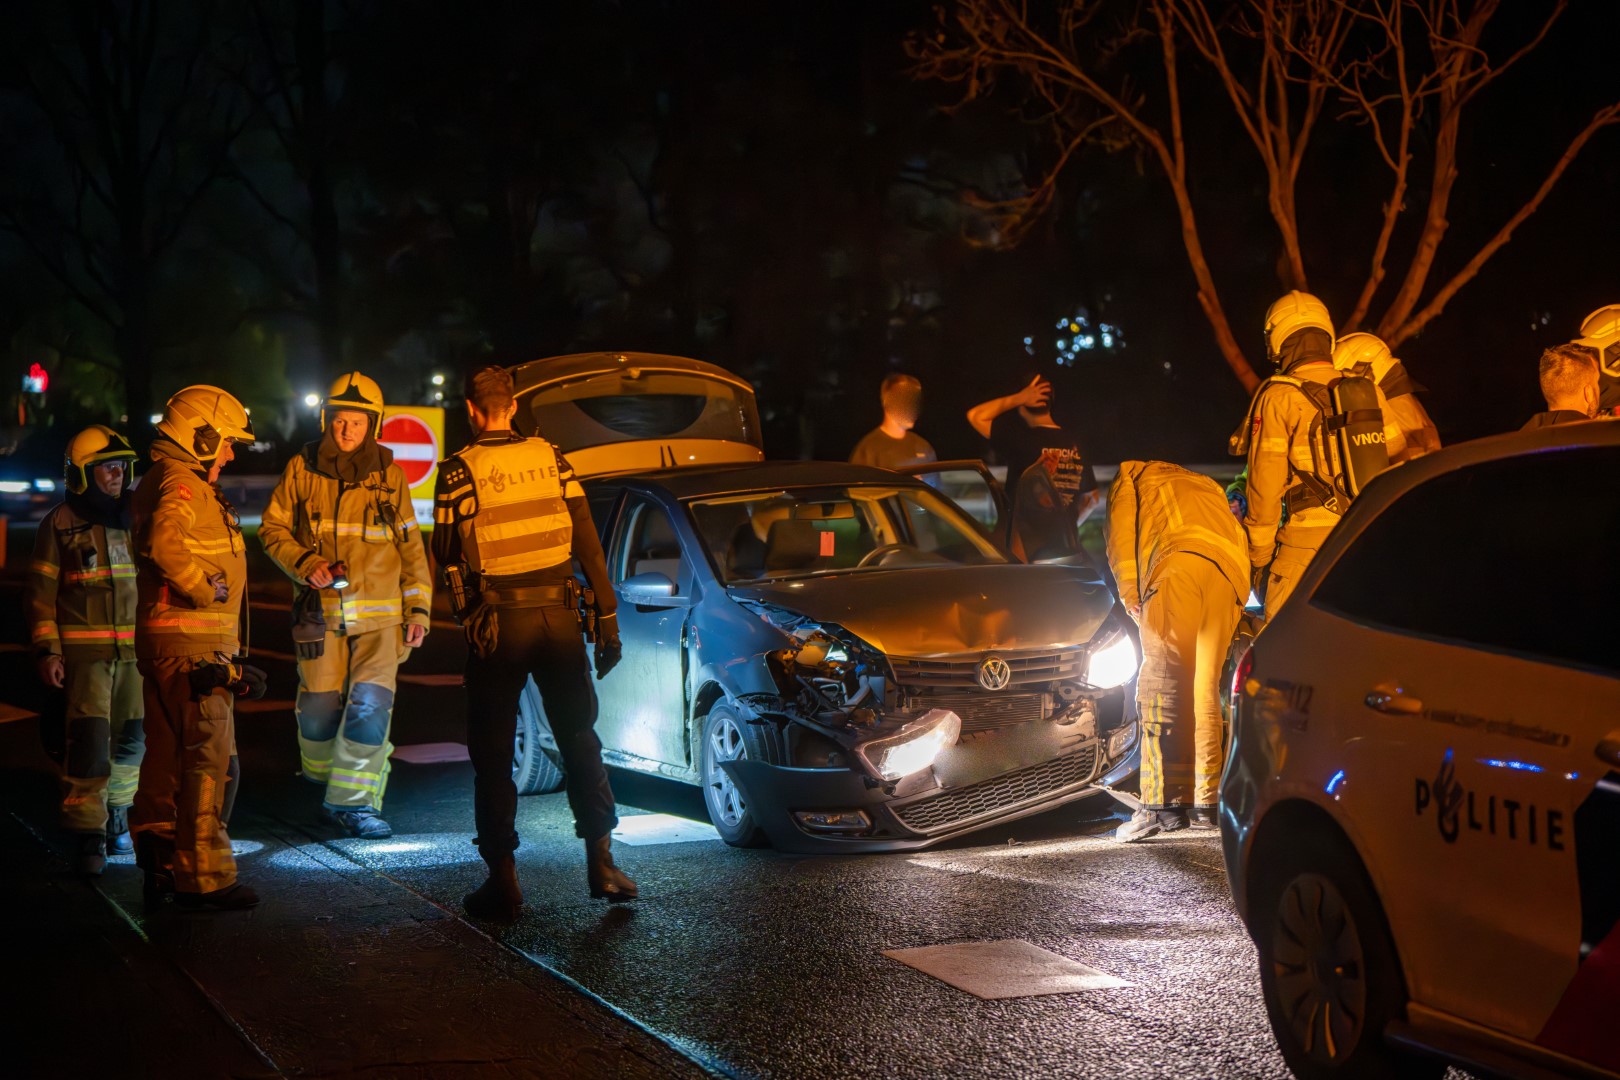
[379,405,445,528]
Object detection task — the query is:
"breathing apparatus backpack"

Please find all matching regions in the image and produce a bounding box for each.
[1229,372,1390,516]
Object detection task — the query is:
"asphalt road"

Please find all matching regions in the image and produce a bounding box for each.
[1,532,1472,1079]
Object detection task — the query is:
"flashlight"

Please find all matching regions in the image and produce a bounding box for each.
[328,560,350,590]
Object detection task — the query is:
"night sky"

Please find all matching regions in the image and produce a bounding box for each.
[1,0,1616,469]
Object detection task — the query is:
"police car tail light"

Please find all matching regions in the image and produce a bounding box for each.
[1232,645,1256,705]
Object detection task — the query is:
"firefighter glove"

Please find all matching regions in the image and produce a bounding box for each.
[291,589,327,660]
[189,662,269,701]
[593,613,622,680]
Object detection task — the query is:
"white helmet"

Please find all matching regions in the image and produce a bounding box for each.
[1576,305,1620,377]
[1333,331,1396,382]
[1264,291,1335,361]
[156,385,255,465]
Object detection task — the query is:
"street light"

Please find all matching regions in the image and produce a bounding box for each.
[304,392,320,408]
[431,373,445,386]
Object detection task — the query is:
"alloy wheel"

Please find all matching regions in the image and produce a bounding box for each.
[1271,872,1368,1065]
[705,713,749,829]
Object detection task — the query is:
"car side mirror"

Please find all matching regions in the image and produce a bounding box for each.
[620,571,677,602]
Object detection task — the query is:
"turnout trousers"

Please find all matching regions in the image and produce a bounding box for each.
[61,657,145,833]
[130,657,238,894]
[1262,524,1335,621]
[464,604,617,852]
[1136,553,1243,810]
[295,628,402,810]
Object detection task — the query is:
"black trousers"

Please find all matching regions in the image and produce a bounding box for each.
[465,604,618,851]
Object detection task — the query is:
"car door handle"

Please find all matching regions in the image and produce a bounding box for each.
[1365,685,1424,715]
[1597,731,1620,769]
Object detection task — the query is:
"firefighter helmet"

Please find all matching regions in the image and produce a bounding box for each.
[155,385,255,465]
[1576,305,1620,377]
[1263,291,1335,361]
[322,371,385,439]
[64,425,137,494]
[1332,331,1395,381]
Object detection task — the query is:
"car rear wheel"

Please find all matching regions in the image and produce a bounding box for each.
[513,677,566,796]
[1252,828,1442,1080]
[699,703,771,848]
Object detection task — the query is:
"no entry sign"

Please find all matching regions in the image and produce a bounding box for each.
[379,406,444,527]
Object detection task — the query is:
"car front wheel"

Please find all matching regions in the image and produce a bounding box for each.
[512,677,566,796]
[1251,828,1442,1080]
[699,703,772,848]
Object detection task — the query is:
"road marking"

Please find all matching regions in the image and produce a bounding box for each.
[882,939,1131,999]
[0,702,39,724]
[612,813,721,846]
[391,742,470,764]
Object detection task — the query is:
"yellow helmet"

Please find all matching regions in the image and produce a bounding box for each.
[1576,304,1620,377]
[322,371,385,439]
[1332,331,1396,382]
[156,385,255,465]
[64,425,137,494]
[1263,290,1335,361]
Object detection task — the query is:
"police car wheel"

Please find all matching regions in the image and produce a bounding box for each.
[1252,827,1442,1080]
[699,704,772,848]
[512,677,566,796]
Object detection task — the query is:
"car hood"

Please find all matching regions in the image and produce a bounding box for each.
[727,563,1116,656]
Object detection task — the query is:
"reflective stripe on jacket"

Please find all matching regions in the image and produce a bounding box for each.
[132,441,247,659]
[1106,461,1250,612]
[259,447,432,636]
[26,503,138,661]
[450,437,577,576]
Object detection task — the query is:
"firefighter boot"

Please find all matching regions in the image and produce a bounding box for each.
[464,852,523,921]
[74,832,107,876]
[321,804,393,840]
[107,805,134,855]
[136,833,176,904]
[586,835,638,902]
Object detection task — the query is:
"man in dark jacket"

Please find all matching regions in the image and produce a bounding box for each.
[1522,344,1602,430]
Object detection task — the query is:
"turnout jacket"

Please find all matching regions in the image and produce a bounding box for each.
[26,502,138,661]
[260,443,432,636]
[431,430,615,615]
[1106,461,1249,613]
[131,440,247,659]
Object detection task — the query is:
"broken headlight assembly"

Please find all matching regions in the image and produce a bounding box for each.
[855,707,961,781]
[1084,632,1138,690]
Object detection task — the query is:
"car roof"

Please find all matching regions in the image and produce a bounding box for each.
[591,459,930,499]
[1361,416,1620,500]
[507,351,755,394]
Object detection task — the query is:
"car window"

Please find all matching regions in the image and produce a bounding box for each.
[585,484,622,542]
[1312,445,1620,673]
[613,495,688,591]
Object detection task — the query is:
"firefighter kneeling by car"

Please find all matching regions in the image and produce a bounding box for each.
[260,372,432,839]
[26,426,145,875]
[1106,461,1250,842]
[130,385,266,911]
[432,365,636,921]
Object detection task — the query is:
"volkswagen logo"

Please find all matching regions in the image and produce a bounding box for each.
[977,655,1012,691]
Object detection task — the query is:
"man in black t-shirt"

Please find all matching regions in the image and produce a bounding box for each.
[967,375,1099,560]
[849,374,937,470]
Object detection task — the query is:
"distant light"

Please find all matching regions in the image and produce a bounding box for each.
[431,373,445,386]
[33,479,56,492]
[22,362,48,394]
[0,481,30,494]
[149,414,163,425]
[243,406,251,415]
[1022,337,1032,345]
[433,391,443,401]
[1057,339,1067,349]
[304,393,320,408]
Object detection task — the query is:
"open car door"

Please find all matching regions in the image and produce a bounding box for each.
[889,459,1007,543]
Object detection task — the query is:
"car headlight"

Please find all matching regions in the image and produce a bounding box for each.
[856,708,961,781]
[1085,634,1138,689]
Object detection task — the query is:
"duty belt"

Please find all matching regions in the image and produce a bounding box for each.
[480,580,578,609]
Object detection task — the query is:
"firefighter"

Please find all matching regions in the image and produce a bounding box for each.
[1236,292,1407,620]
[260,372,432,838]
[26,425,144,874]
[1521,344,1602,430]
[1332,332,1442,459]
[1106,461,1249,841]
[1575,305,1620,415]
[130,385,264,910]
[432,365,635,921]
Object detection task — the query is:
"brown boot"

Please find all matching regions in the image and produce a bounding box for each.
[586,834,638,902]
[464,852,523,921]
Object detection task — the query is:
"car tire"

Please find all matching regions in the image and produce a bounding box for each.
[699,703,773,848]
[513,676,566,796]
[1251,826,1443,1080]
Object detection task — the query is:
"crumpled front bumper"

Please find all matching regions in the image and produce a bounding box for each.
[721,718,1139,854]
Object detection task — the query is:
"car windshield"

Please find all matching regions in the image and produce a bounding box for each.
[522,370,761,454]
[689,485,1007,583]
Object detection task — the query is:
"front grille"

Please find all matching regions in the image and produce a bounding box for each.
[891,746,1100,834]
[889,648,1085,688]
[919,690,1047,734]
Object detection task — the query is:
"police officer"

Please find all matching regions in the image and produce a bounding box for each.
[1332,332,1442,459]
[131,386,264,910]
[1234,292,1407,620]
[26,426,144,874]
[432,365,636,921]
[261,372,432,838]
[1106,461,1249,842]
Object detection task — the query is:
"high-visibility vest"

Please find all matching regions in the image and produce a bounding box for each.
[455,437,575,576]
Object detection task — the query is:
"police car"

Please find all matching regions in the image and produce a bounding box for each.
[1222,419,1620,1079]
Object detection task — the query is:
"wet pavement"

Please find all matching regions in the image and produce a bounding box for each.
[1,534,1472,1078]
